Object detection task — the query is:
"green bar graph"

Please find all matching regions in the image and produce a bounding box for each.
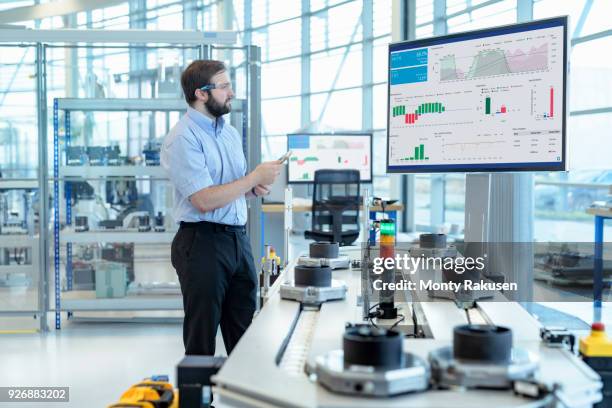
[402,144,429,161]
[393,105,407,117]
[485,97,491,115]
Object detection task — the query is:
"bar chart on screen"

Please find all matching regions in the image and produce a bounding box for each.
[387,18,565,171]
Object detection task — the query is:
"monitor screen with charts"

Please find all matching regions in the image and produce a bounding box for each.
[287,133,372,183]
[386,17,568,173]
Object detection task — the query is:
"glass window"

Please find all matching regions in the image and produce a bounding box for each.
[310,46,363,92]
[251,0,270,27]
[372,130,387,176]
[444,174,466,232]
[262,96,301,136]
[262,135,287,161]
[416,0,434,26]
[415,175,432,230]
[311,0,350,13]
[267,0,301,23]
[373,84,388,130]
[0,46,38,178]
[373,37,390,82]
[373,0,392,37]
[569,36,612,111]
[568,112,612,170]
[261,58,301,99]
[531,0,612,242]
[267,18,301,61]
[310,88,362,130]
[310,1,362,53]
[416,24,434,38]
[447,0,517,33]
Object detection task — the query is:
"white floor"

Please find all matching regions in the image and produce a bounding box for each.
[0,320,226,408]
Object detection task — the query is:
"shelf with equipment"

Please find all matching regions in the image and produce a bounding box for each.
[52,97,189,329]
[1,28,255,331]
[0,182,41,323]
[61,291,182,311]
[49,44,261,329]
[61,230,176,244]
[0,179,39,190]
[58,165,167,179]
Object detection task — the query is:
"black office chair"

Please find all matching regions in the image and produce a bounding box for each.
[304,169,360,246]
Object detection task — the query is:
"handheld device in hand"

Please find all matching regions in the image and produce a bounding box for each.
[278,150,293,163]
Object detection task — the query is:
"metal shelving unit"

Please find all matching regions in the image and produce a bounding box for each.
[59,165,167,179]
[61,291,182,311]
[52,97,187,328]
[0,28,261,330]
[61,230,175,244]
[0,180,39,190]
[0,28,253,331]
[0,235,39,247]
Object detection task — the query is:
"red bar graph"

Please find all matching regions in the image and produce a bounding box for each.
[404,113,420,124]
[500,105,507,113]
[550,87,554,118]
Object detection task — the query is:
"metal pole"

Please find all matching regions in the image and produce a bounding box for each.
[36,43,49,332]
[283,187,293,268]
[361,188,371,320]
[246,45,262,259]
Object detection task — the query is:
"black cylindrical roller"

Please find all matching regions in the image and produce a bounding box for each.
[453,324,512,363]
[343,325,403,369]
[309,242,339,259]
[419,233,447,249]
[294,265,332,287]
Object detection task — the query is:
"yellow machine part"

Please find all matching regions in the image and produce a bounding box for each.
[579,322,612,357]
[108,379,178,408]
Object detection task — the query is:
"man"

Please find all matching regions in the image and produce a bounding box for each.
[161,60,281,356]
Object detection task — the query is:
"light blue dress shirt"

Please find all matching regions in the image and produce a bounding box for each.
[161,107,247,226]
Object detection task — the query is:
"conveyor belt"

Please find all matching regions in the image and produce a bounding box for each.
[279,309,319,376]
[214,248,602,407]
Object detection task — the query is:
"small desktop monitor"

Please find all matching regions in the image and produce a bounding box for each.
[287,133,373,183]
[386,16,568,173]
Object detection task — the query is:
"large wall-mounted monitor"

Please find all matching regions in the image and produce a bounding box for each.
[386,16,568,173]
[287,133,372,183]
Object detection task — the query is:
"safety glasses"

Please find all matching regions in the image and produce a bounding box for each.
[199,82,233,91]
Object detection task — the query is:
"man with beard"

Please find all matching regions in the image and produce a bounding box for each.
[161,60,282,356]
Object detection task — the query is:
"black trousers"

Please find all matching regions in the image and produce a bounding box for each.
[171,221,257,356]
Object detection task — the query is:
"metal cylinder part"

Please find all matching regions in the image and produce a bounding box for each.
[343,325,403,369]
[294,265,332,287]
[309,242,339,259]
[419,233,447,249]
[453,324,512,363]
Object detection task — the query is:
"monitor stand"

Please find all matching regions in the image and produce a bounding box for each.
[463,173,534,302]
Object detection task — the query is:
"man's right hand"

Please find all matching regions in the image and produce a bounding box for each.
[251,161,282,186]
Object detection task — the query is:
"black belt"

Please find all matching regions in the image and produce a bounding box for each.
[180,220,246,233]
